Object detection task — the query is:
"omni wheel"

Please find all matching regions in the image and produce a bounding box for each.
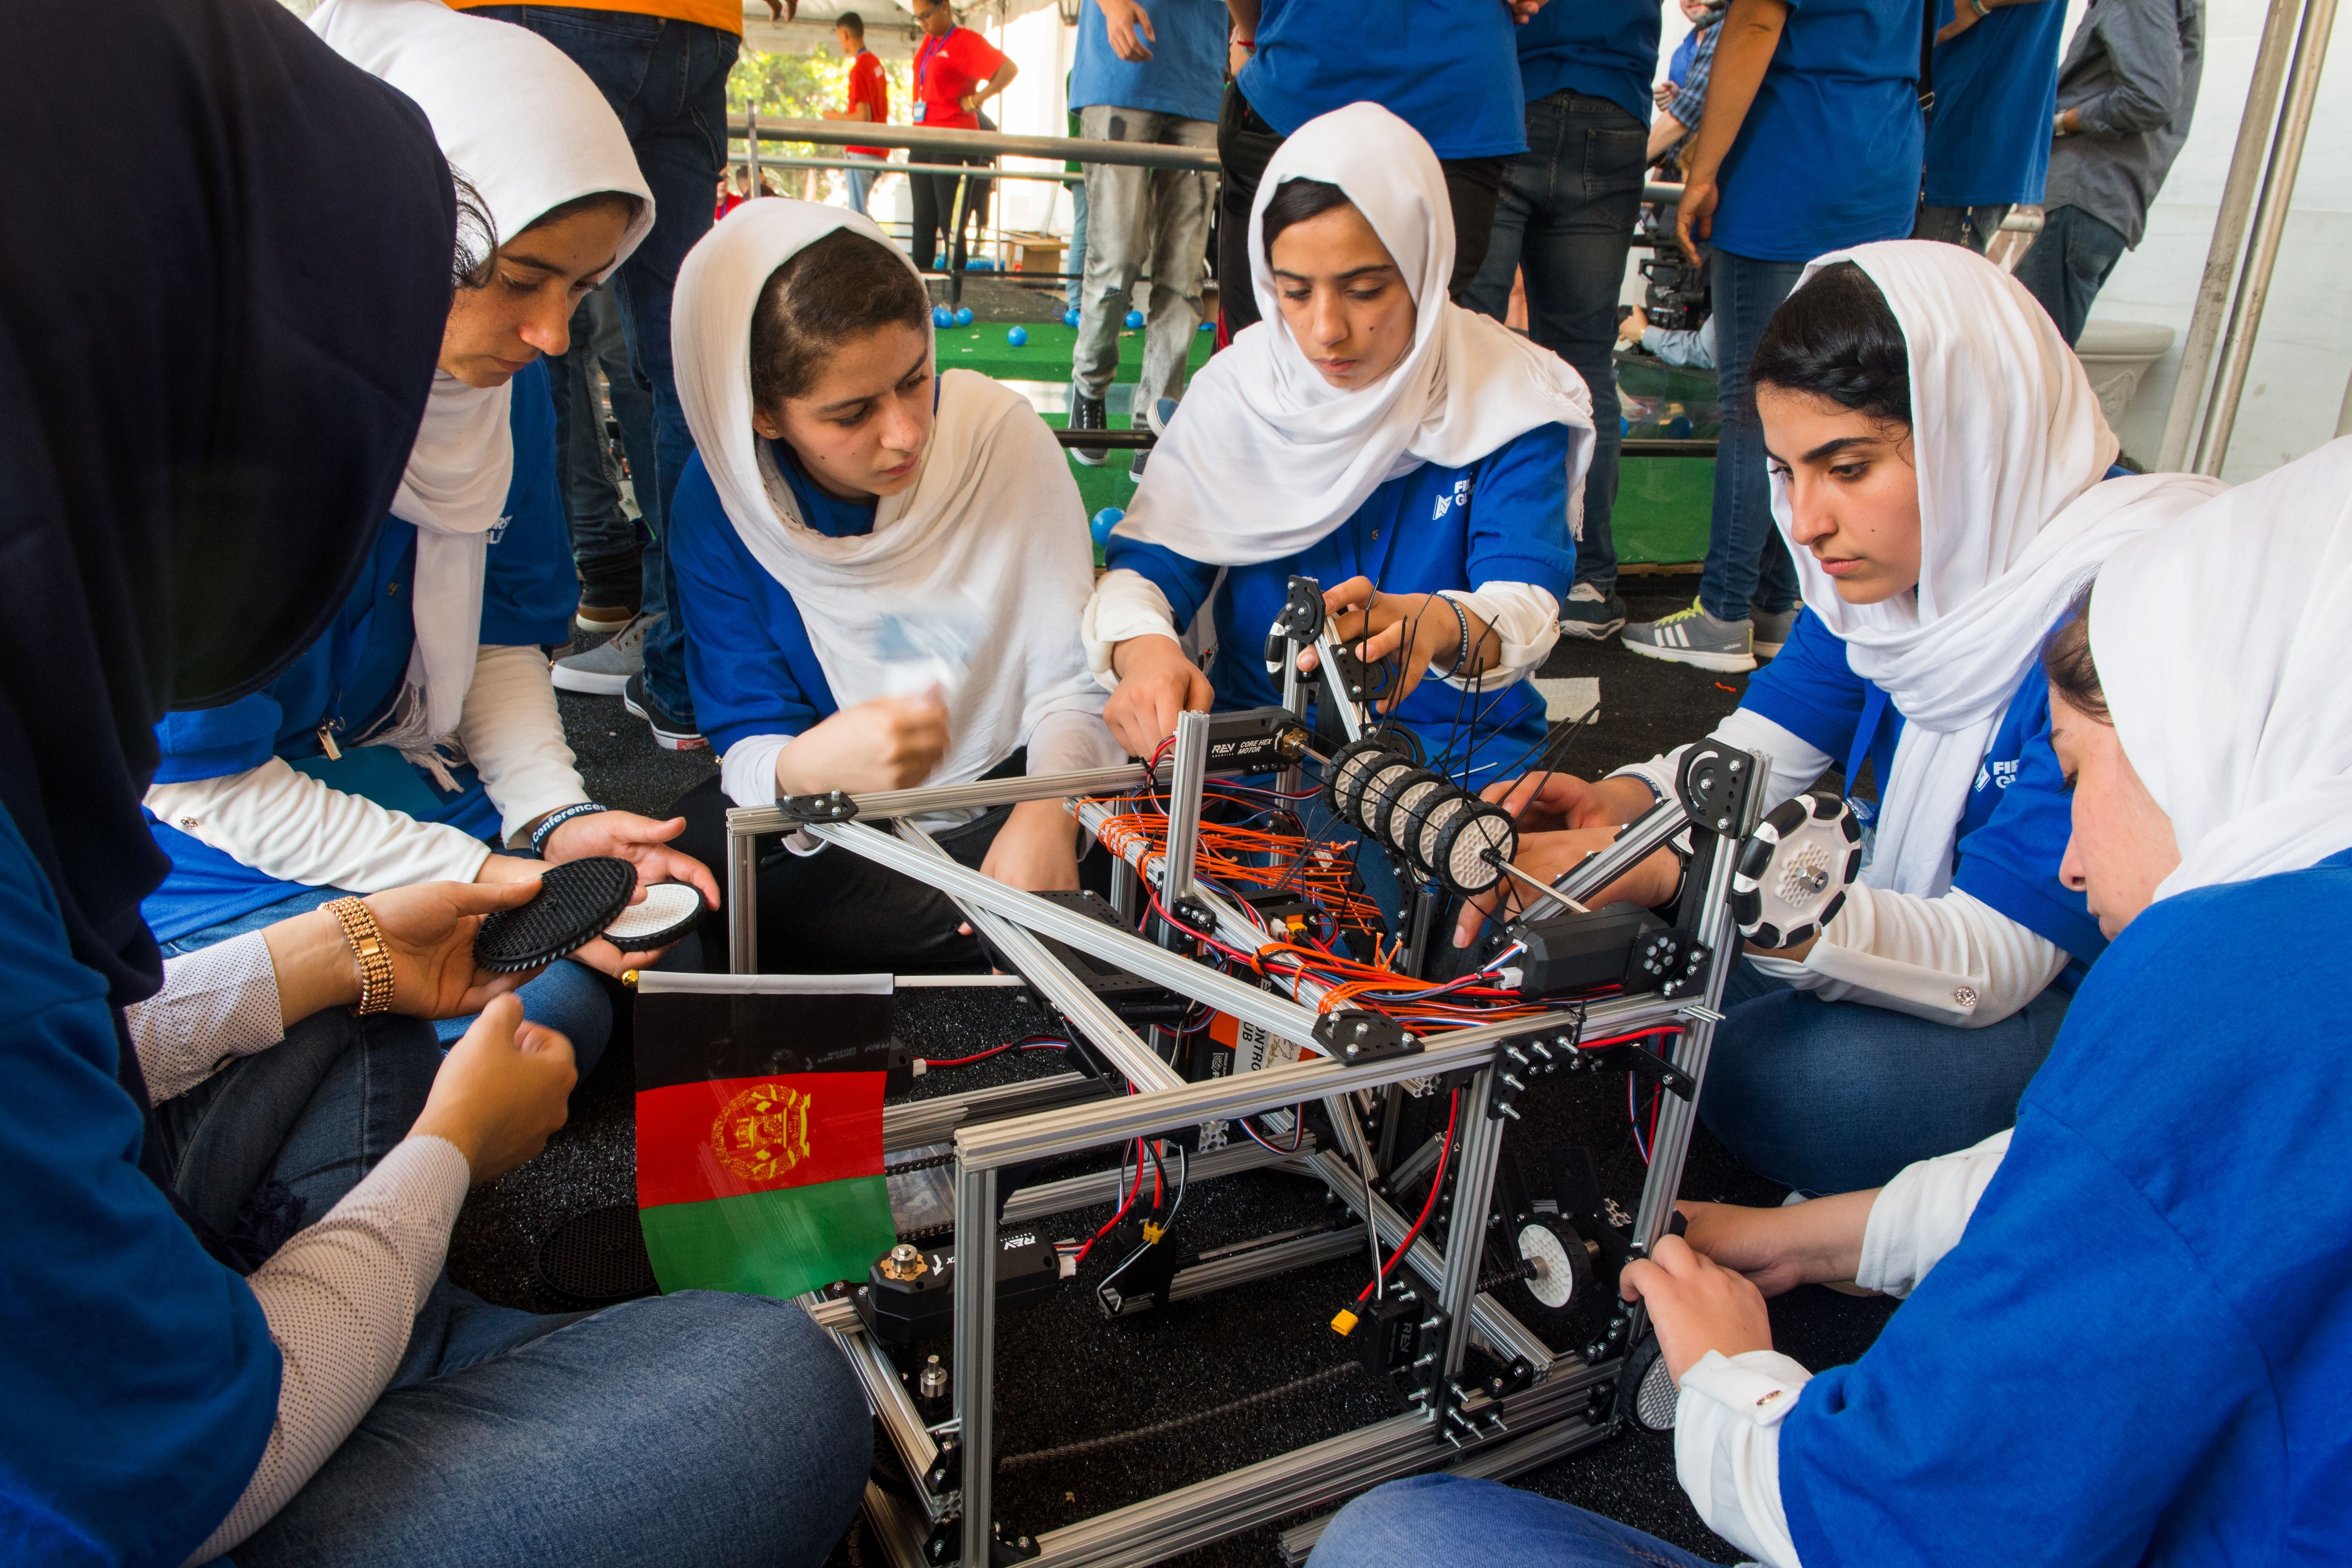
[1731,792,1863,949]
[1323,736,1393,819]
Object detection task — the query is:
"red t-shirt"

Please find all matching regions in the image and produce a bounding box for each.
[845,49,888,158]
[913,26,1004,132]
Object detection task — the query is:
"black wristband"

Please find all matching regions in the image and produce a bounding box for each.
[530,802,610,859]
[1440,596,1472,678]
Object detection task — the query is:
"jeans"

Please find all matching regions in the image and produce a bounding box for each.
[1068,179,1090,307]
[1073,106,1218,407]
[843,154,882,216]
[475,6,740,721]
[1216,85,1504,335]
[154,1012,871,1568]
[1697,249,1808,623]
[160,884,615,1078]
[1311,1475,1717,1568]
[2013,203,2130,347]
[1698,956,2071,1194]
[910,154,996,272]
[1462,90,1648,595]
[1913,200,2012,254]
[554,286,655,610]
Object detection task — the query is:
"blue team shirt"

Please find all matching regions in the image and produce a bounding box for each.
[1238,0,1530,159]
[141,359,573,940]
[1782,849,2352,1563]
[1742,607,2104,966]
[1071,0,1227,122]
[1512,0,1662,128]
[1106,424,1577,788]
[0,803,282,1566]
[1708,0,1925,260]
[1922,0,2068,205]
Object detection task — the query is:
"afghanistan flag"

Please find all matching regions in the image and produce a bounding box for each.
[634,979,900,1298]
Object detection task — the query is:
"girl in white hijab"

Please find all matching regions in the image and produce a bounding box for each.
[662,199,1120,972]
[144,0,715,1070]
[1086,103,1595,800]
[1465,241,2226,1195]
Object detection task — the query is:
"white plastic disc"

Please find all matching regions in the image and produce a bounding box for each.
[602,881,705,947]
[1517,1222,1576,1309]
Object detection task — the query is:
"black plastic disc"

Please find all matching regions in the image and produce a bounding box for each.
[474,856,638,973]
[535,1203,657,1306]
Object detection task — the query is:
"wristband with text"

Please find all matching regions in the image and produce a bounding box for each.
[530,802,610,860]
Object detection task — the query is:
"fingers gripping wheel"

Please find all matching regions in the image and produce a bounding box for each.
[473,857,638,973]
[1731,793,1863,949]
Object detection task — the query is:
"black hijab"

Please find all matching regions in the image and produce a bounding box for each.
[0,0,455,1011]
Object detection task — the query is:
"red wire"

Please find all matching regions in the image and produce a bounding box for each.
[1357,1089,1460,1302]
[1073,1138,1146,1263]
[917,1039,1070,1068]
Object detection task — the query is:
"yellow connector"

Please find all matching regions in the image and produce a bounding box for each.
[1142,1221,1165,1244]
[1330,1307,1360,1337]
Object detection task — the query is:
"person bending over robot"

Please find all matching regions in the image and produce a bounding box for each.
[663,200,1124,973]
[142,0,719,1078]
[1311,436,2352,1568]
[1088,102,1593,932]
[1458,242,2225,1194]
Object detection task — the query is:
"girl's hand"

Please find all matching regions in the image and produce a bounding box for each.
[774,694,952,797]
[1105,635,1214,757]
[1295,577,1494,712]
[1675,174,1719,267]
[1451,828,1682,949]
[1619,1233,1775,1383]
[540,809,721,911]
[406,994,576,1184]
[1478,770,1658,832]
[1678,1194,1876,1296]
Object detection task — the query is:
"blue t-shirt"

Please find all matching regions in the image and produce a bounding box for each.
[1741,607,2104,966]
[0,803,282,1566]
[1667,24,1701,84]
[1071,0,1227,122]
[141,359,573,940]
[1106,424,1577,789]
[1708,0,1925,261]
[1922,0,2067,205]
[1782,848,2352,1564]
[1513,0,1661,128]
[1239,0,1530,159]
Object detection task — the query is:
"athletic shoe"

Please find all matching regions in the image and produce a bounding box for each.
[1557,581,1628,640]
[552,611,658,696]
[1753,605,1799,661]
[1069,385,1108,466]
[1125,445,1149,481]
[574,602,637,636]
[623,670,707,752]
[1620,596,1757,673]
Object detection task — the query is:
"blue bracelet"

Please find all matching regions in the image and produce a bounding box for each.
[530,802,610,859]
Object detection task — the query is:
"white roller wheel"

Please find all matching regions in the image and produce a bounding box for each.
[602,882,705,949]
[1732,792,1862,948]
[1434,803,1516,896]
[1517,1222,1579,1309]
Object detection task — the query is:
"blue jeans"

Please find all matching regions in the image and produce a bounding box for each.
[161,885,614,1078]
[1312,1475,1716,1568]
[155,1013,871,1568]
[1462,90,1649,595]
[474,6,740,720]
[1697,249,1807,623]
[844,154,882,216]
[2012,204,2129,347]
[554,286,657,609]
[1699,956,2070,1194]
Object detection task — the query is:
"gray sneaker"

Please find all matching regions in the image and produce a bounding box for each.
[1558,580,1628,640]
[552,611,659,696]
[1620,596,1756,674]
[1753,605,1799,660]
[1069,385,1108,466]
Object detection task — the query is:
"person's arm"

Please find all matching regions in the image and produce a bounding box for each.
[145,759,495,893]
[2065,0,2187,135]
[1101,0,1157,61]
[1854,1128,2010,1295]
[452,643,589,849]
[1647,107,1691,163]
[959,44,1019,115]
[1764,885,2070,1025]
[1092,534,1222,756]
[1935,0,2050,46]
[1675,0,1788,264]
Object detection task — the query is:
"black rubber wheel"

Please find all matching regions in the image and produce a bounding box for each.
[474,856,638,973]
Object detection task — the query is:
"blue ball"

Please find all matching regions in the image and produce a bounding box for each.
[1089,507,1124,546]
[1124,309,1145,330]
[954,307,975,327]
[1064,307,1081,328]
[1007,326,1029,347]
[1198,319,1214,332]
[968,257,994,272]
[932,306,951,328]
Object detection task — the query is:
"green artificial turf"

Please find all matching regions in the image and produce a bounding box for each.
[935,320,1216,384]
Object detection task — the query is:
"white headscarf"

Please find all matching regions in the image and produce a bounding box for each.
[2091,437,2352,899]
[1774,241,2227,898]
[312,0,653,761]
[1114,102,1595,567]
[671,200,1105,791]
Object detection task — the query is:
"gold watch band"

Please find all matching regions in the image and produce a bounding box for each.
[323,896,397,1016]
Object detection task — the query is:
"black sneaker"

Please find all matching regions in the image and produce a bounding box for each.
[1070,385,1108,467]
[1558,581,1628,640]
[623,670,707,752]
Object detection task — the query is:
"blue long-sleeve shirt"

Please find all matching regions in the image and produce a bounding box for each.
[1781,847,2352,1563]
[1107,424,1577,790]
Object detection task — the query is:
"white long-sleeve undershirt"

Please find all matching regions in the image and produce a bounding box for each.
[1610,712,2067,1026]
[1673,1130,2013,1564]
[144,645,590,894]
[1081,567,1561,696]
